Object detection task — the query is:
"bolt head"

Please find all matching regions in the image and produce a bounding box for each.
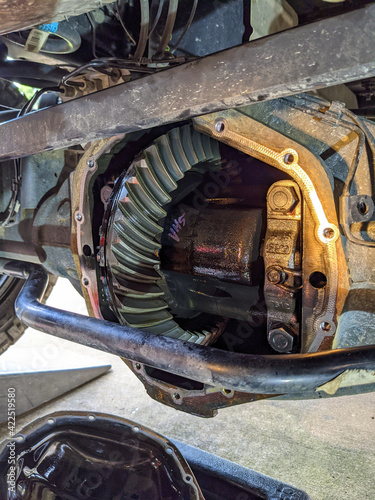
[215,120,225,133]
[269,327,295,353]
[267,267,285,284]
[323,227,335,239]
[268,186,298,213]
[284,153,295,164]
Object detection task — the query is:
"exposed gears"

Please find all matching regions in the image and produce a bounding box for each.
[102,125,222,344]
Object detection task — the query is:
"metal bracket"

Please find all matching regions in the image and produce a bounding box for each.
[264,180,301,352]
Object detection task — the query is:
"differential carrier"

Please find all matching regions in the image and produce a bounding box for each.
[101,122,308,357]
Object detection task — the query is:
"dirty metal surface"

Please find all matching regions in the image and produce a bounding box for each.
[194,109,350,352]
[264,180,301,352]
[124,360,272,418]
[0,5,374,160]
[0,0,114,35]
[71,136,124,319]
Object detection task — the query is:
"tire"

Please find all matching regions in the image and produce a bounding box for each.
[0,273,57,355]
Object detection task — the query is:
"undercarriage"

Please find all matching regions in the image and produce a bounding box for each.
[0,0,374,420]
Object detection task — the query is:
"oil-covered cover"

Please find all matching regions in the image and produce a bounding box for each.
[0,411,203,500]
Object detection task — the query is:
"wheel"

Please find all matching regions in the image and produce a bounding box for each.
[0,273,57,355]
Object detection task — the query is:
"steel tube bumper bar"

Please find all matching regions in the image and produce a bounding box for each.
[0,5,375,160]
[1,260,375,395]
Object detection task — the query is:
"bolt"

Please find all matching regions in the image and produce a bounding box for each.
[323,227,335,239]
[268,327,295,353]
[267,267,286,284]
[320,321,331,332]
[215,120,225,133]
[172,392,181,402]
[82,277,89,286]
[87,159,95,169]
[268,185,298,213]
[75,212,83,222]
[284,153,295,164]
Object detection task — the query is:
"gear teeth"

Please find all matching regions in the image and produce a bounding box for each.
[211,139,221,163]
[181,125,199,165]
[168,128,192,173]
[114,223,160,259]
[178,331,199,342]
[162,326,189,339]
[143,320,183,336]
[112,259,159,282]
[107,126,222,344]
[118,197,163,236]
[124,310,174,328]
[155,135,184,181]
[134,159,171,205]
[113,240,158,266]
[195,331,209,344]
[114,220,161,253]
[192,128,207,162]
[126,177,166,221]
[112,253,156,285]
[118,298,169,314]
[144,145,178,192]
[113,280,163,299]
[201,133,216,161]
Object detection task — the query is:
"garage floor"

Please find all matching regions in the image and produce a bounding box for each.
[0,278,374,499]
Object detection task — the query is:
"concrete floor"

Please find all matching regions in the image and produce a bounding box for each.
[0,278,374,499]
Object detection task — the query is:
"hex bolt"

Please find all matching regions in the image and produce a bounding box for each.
[268,327,295,353]
[75,212,83,222]
[268,185,298,213]
[267,267,286,284]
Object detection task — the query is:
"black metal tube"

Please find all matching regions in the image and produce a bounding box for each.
[2,259,375,395]
[0,61,68,88]
[0,5,374,160]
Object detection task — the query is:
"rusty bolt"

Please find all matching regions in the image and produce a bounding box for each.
[266,267,286,284]
[323,227,335,239]
[268,185,298,213]
[268,327,295,353]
